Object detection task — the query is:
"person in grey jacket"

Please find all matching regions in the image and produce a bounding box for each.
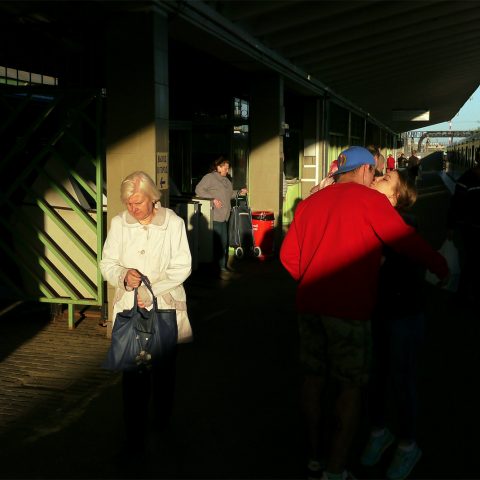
[195,156,247,275]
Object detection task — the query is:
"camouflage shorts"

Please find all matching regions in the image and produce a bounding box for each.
[298,313,372,386]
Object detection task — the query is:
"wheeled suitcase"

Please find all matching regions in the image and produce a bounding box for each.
[228,193,261,258]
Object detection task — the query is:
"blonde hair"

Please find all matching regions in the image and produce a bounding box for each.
[120,171,160,205]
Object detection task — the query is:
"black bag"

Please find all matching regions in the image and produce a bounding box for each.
[102,275,178,371]
[229,193,254,249]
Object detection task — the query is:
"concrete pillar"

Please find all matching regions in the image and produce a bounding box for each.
[104,8,169,333]
[249,74,284,250]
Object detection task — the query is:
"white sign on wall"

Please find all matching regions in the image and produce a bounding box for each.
[156,152,169,190]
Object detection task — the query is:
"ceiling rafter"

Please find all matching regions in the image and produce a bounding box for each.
[318,33,480,89]
[208,0,295,22]
[263,0,433,50]
[280,2,480,63]
[243,0,374,38]
[286,3,480,66]
[303,24,480,80]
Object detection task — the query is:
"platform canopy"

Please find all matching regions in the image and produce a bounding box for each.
[1,0,479,134]
[173,0,480,134]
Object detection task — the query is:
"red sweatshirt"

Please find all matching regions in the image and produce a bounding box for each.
[280,182,448,321]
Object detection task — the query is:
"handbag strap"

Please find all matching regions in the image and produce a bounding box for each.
[138,273,158,310]
[132,274,157,335]
[128,272,158,312]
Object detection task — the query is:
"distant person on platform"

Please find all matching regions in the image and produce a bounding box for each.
[407,151,420,181]
[195,155,247,278]
[386,153,396,172]
[376,154,386,177]
[367,145,384,177]
[280,146,449,480]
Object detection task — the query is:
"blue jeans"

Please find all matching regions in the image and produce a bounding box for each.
[368,312,425,442]
[213,221,228,270]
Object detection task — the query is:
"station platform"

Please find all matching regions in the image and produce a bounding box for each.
[0,170,478,479]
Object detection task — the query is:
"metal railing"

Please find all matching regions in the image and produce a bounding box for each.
[0,86,104,328]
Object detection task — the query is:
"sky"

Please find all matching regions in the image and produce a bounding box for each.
[410,84,480,144]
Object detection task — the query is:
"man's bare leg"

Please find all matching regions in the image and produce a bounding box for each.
[326,385,361,474]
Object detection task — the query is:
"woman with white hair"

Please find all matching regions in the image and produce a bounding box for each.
[100,170,192,452]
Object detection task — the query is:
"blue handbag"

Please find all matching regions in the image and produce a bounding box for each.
[102,274,178,371]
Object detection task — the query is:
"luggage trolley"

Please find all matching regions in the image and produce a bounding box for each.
[228,193,262,259]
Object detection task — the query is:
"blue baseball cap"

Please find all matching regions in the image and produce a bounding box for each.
[336,146,375,174]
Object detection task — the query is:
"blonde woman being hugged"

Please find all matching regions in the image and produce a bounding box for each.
[195,155,247,277]
[100,171,192,452]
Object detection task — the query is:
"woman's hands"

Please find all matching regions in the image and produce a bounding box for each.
[213,188,247,208]
[125,269,142,289]
[124,270,152,308]
[125,270,150,307]
[137,293,147,308]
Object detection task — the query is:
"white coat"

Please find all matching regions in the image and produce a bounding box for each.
[100,205,192,332]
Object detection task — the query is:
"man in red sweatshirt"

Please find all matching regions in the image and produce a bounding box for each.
[280,146,448,480]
